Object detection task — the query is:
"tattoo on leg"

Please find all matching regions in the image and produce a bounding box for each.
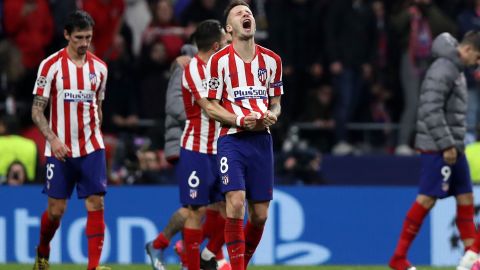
[163,209,187,239]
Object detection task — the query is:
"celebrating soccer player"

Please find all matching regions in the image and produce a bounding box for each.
[389,31,480,270]
[204,1,283,269]
[31,10,110,270]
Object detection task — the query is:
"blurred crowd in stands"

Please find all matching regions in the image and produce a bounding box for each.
[1,0,480,185]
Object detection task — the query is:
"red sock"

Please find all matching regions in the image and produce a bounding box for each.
[392,201,429,258]
[457,204,476,250]
[86,210,105,270]
[38,211,60,258]
[225,218,244,270]
[215,248,225,260]
[206,212,226,255]
[244,221,264,268]
[471,232,480,253]
[153,232,170,250]
[203,209,220,239]
[184,228,202,270]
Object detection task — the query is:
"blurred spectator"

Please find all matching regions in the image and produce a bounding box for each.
[391,0,456,155]
[180,0,226,27]
[372,0,394,82]
[124,0,152,56]
[365,81,394,152]
[103,23,138,135]
[46,0,77,54]
[324,0,376,155]
[135,149,173,184]
[279,131,324,185]
[142,0,186,63]
[5,161,28,186]
[4,0,54,103]
[83,0,125,61]
[457,0,480,141]
[0,116,37,182]
[275,0,328,124]
[300,84,335,153]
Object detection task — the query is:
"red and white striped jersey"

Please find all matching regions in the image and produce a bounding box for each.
[181,55,219,154]
[207,44,283,136]
[32,48,108,158]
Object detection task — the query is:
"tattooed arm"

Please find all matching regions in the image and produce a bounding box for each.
[263,96,281,127]
[31,95,70,161]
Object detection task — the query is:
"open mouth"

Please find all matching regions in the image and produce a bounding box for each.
[242,19,252,30]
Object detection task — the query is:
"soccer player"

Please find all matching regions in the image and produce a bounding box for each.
[389,31,480,270]
[205,1,283,269]
[146,26,232,270]
[31,10,109,270]
[175,19,230,270]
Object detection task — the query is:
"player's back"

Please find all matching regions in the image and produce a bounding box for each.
[33,48,108,158]
[180,55,219,155]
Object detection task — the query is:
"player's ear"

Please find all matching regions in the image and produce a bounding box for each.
[213,42,220,52]
[226,24,233,34]
[64,30,70,41]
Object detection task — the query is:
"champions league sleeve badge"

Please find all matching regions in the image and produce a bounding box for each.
[36,76,47,88]
[209,77,220,90]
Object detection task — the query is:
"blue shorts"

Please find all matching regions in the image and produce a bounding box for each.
[43,149,107,199]
[177,148,223,206]
[217,131,274,201]
[418,153,472,199]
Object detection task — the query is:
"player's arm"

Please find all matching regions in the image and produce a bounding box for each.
[97,69,108,127]
[196,98,256,130]
[264,52,284,128]
[263,96,281,127]
[31,96,70,161]
[97,99,103,127]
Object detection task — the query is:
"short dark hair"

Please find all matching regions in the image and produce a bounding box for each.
[223,0,250,26]
[64,10,95,34]
[461,30,480,51]
[193,20,224,52]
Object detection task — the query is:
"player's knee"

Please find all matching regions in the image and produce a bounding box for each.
[250,212,268,226]
[229,199,245,212]
[86,195,104,211]
[416,195,436,209]
[48,203,66,220]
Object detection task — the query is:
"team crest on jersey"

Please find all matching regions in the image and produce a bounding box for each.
[209,77,220,90]
[258,68,267,85]
[190,189,198,199]
[89,72,97,85]
[222,175,229,185]
[36,76,47,88]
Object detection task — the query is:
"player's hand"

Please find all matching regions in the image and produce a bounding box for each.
[243,113,258,130]
[443,147,457,165]
[50,137,71,162]
[175,55,191,68]
[262,110,278,127]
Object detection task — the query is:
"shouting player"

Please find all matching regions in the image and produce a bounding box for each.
[31,10,109,270]
[205,1,283,269]
[389,31,480,270]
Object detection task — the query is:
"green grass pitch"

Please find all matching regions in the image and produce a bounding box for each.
[0,265,454,270]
